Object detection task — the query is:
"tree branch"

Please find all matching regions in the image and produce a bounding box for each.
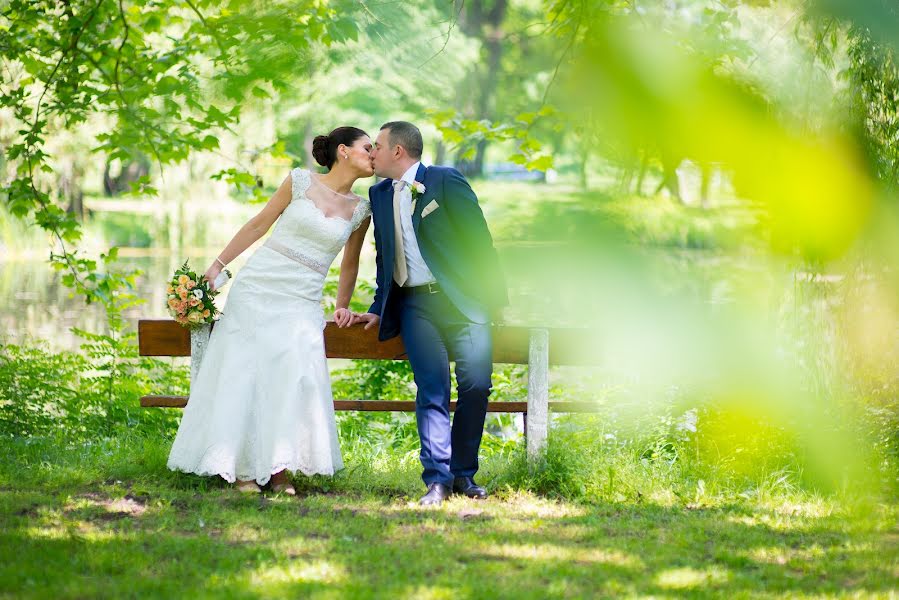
[418,1,465,68]
[540,4,582,108]
[183,0,228,59]
[24,0,105,290]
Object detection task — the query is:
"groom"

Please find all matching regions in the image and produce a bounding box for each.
[354,121,508,506]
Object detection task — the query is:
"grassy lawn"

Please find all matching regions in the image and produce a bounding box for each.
[1,435,896,599]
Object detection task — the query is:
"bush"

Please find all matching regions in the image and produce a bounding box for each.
[0,342,186,441]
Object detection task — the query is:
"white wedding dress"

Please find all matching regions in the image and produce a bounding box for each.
[167,168,371,485]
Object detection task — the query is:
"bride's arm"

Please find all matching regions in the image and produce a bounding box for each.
[333,216,371,327]
[203,174,293,287]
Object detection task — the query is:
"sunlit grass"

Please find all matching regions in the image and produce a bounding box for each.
[655,566,731,590]
[1,434,896,598]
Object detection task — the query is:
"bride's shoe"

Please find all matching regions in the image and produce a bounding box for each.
[270,471,296,496]
[271,482,296,496]
[235,479,262,494]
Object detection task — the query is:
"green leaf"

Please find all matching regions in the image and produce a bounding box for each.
[526,155,554,172]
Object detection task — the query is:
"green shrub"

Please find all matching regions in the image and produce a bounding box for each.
[0,342,186,440]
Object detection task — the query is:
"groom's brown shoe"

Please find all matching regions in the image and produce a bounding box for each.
[419,483,451,506]
[453,477,488,499]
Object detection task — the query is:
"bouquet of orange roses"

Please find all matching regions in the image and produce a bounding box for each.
[165,260,228,328]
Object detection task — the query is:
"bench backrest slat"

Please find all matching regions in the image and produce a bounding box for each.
[138,320,191,357]
[137,319,596,366]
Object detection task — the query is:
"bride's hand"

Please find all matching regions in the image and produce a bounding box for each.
[333,308,353,328]
[203,263,222,291]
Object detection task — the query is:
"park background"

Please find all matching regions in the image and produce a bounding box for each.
[1,0,898,597]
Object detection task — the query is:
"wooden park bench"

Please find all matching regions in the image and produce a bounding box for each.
[137,320,596,460]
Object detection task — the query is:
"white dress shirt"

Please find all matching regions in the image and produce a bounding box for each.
[396,162,436,287]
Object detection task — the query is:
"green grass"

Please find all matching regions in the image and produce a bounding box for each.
[1,434,896,599]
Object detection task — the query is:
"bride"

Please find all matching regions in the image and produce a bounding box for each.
[167,126,373,495]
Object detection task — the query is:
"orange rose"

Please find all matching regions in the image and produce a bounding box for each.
[189,298,200,307]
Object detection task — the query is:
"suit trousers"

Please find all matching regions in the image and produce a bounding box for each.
[398,288,493,486]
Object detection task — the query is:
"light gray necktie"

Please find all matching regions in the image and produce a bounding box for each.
[391,180,408,286]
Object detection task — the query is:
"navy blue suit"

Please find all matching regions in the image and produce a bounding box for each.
[368,164,507,486]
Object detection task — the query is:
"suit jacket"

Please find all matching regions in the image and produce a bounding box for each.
[368,164,508,341]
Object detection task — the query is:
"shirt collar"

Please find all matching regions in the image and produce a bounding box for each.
[400,162,421,186]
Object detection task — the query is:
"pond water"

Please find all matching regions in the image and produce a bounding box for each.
[2,200,265,350]
[1,200,551,351]
[1,187,740,353]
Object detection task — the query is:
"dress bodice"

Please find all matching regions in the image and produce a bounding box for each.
[266,168,371,275]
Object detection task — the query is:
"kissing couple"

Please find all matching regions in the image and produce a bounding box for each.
[167,121,508,506]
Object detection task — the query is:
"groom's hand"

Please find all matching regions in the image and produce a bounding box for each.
[353,312,380,330]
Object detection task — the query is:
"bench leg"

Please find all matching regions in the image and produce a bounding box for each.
[526,328,549,467]
[522,413,527,445]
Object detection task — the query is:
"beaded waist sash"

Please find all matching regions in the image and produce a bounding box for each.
[263,239,329,276]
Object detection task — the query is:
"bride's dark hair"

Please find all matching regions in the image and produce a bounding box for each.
[311,126,368,170]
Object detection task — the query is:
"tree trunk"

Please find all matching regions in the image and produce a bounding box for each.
[454,0,508,178]
[65,189,85,221]
[618,166,634,195]
[455,139,489,178]
[635,151,649,196]
[655,155,682,202]
[579,151,589,191]
[61,160,85,221]
[103,157,150,196]
[302,120,316,170]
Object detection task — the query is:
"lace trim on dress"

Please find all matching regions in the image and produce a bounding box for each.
[290,168,310,204]
[172,452,342,485]
[351,197,372,232]
[263,238,329,276]
[291,167,370,232]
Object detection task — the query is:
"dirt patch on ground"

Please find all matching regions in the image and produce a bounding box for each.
[457,508,487,520]
[105,495,148,516]
[15,506,39,518]
[71,492,148,520]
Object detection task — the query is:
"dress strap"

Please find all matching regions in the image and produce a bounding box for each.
[290,168,312,204]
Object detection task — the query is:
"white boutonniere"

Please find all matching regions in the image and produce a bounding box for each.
[410,181,425,212]
[411,181,425,200]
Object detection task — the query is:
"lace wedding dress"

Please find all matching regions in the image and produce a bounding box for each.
[167,168,371,485]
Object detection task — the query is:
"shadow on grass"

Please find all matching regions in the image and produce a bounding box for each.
[1,463,895,598]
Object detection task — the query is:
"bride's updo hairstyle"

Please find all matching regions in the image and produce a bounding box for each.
[311,126,369,170]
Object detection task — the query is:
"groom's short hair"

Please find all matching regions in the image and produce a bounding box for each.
[381,121,423,159]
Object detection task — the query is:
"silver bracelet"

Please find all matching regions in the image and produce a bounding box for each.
[215,257,227,268]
